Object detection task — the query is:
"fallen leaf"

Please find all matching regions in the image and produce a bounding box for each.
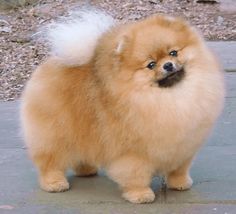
[0,26,11,33]
[0,205,14,210]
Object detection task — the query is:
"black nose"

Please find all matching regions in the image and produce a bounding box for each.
[163,62,173,72]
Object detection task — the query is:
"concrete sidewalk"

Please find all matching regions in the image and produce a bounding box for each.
[0,42,236,213]
[208,41,236,72]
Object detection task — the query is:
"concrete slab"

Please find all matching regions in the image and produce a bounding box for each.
[208,41,236,72]
[1,203,236,214]
[0,101,21,148]
[208,72,236,146]
[225,72,236,98]
[0,73,236,213]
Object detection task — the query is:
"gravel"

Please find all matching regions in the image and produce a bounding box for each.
[0,0,235,101]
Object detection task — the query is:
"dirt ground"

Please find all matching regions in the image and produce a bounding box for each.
[0,0,235,101]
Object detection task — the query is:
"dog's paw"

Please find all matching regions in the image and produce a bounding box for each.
[40,178,70,192]
[122,188,155,204]
[167,174,193,191]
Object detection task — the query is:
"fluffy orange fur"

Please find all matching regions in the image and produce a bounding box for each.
[21,15,224,203]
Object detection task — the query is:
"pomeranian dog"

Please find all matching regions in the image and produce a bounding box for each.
[21,10,224,203]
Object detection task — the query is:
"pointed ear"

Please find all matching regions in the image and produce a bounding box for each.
[114,34,130,55]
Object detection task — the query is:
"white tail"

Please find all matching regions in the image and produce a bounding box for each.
[48,10,115,66]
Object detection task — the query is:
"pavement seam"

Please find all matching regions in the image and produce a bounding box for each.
[59,201,236,205]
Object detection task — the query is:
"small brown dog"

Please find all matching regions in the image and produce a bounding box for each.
[21,11,224,203]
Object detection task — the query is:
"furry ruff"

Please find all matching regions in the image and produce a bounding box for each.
[48,10,115,66]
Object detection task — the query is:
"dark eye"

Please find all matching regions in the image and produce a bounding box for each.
[147,61,156,70]
[169,50,178,57]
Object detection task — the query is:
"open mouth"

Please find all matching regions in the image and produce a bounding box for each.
[157,68,185,88]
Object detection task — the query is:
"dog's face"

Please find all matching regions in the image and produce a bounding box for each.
[111,15,201,90]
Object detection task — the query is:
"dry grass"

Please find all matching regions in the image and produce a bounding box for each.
[0,0,235,101]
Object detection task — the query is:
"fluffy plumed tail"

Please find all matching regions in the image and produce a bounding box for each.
[48,10,115,66]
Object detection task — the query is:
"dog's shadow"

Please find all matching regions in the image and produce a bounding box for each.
[67,170,119,197]
[33,171,192,206]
